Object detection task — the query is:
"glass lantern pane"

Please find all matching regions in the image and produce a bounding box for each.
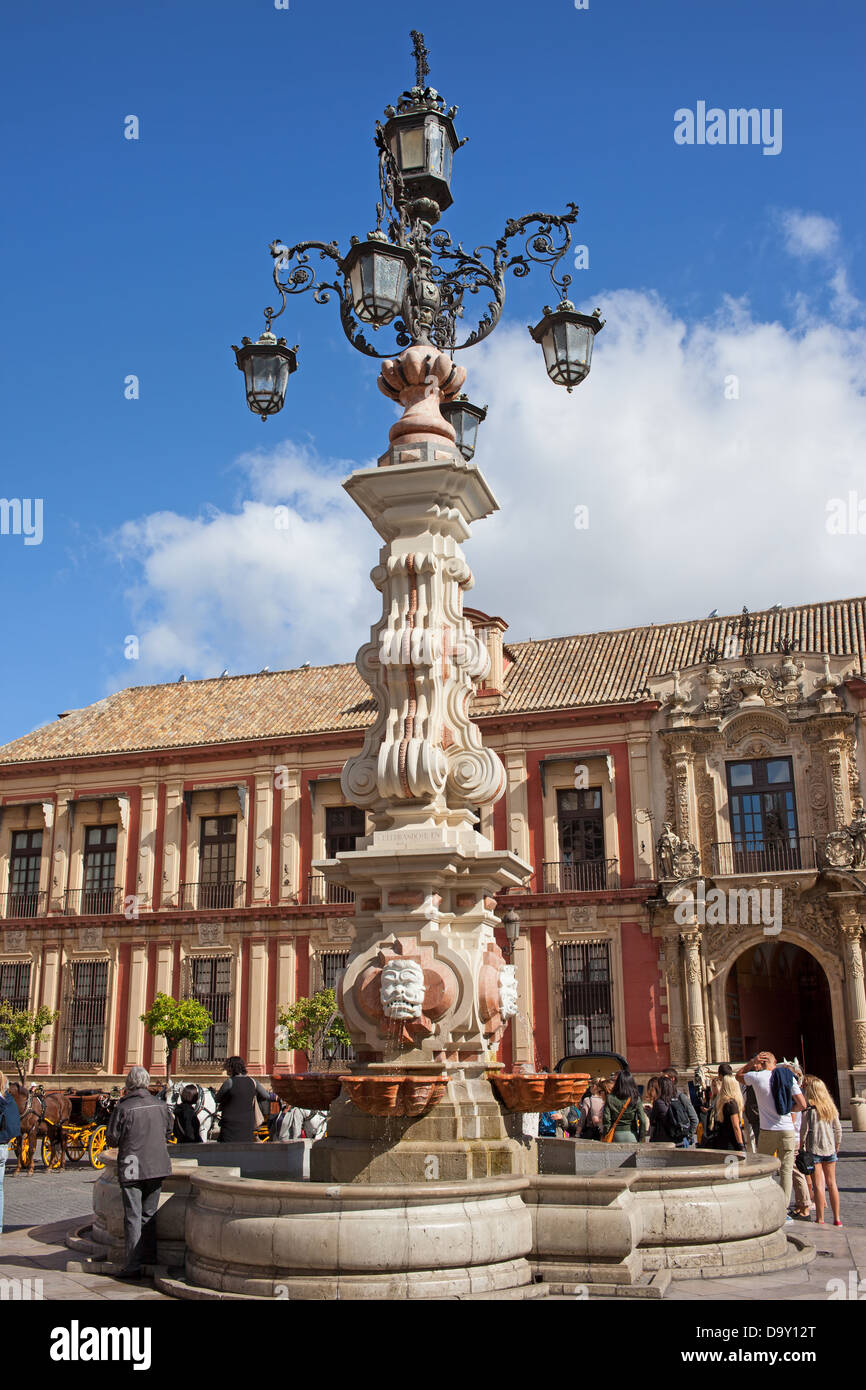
[540,326,560,376]
[565,321,592,368]
[425,118,444,176]
[441,139,453,184]
[399,125,425,171]
[374,255,405,316]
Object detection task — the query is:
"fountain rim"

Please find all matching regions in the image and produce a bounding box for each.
[185,1168,533,1202]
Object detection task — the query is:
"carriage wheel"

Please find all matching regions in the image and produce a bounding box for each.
[40,1135,62,1170]
[88,1125,108,1169]
[63,1130,87,1164]
[16,1132,32,1167]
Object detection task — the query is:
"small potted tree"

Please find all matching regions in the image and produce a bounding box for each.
[0,1002,59,1086]
[140,993,214,1085]
[272,987,351,1109]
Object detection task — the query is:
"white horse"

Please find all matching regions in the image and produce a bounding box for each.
[271,1107,327,1142]
[164,1080,218,1142]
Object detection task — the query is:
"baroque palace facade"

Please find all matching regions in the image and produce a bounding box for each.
[1,597,865,1112]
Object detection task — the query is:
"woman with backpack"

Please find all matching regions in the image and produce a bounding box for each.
[571,1077,606,1140]
[802,1076,843,1227]
[602,1070,648,1143]
[649,1075,694,1147]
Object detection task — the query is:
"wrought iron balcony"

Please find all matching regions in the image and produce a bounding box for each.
[711,837,816,876]
[178,880,247,910]
[63,886,124,916]
[540,860,620,893]
[305,874,355,906]
[1,890,47,919]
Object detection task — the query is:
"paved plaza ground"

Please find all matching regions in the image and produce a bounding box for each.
[2,1129,865,1301]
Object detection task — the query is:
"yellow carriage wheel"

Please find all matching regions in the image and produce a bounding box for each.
[40,1135,62,1169]
[88,1125,108,1169]
[63,1130,87,1164]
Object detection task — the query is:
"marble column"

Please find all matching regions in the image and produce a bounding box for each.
[680,929,707,1066]
[839,914,866,1075]
[661,932,686,1070]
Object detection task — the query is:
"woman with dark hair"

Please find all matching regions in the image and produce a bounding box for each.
[649,1074,694,1147]
[649,1074,676,1143]
[173,1084,203,1144]
[602,1070,647,1143]
[214,1056,272,1143]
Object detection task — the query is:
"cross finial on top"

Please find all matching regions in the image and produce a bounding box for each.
[410,30,430,87]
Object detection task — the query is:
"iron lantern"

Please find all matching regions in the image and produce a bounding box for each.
[342,236,415,327]
[382,102,460,219]
[502,906,521,959]
[232,331,298,420]
[529,302,604,392]
[440,393,487,461]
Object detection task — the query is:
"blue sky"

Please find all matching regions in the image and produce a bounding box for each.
[1,0,865,744]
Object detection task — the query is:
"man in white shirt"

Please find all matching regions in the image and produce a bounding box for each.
[735,1051,805,1210]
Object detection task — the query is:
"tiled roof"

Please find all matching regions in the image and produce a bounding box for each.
[1,596,864,766]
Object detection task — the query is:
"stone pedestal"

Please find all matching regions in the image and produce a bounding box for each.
[311,1073,532,1183]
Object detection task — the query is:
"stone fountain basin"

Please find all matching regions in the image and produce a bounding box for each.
[491,1073,590,1112]
[84,1142,812,1298]
[339,1074,449,1117]
[271,1074,343,1110]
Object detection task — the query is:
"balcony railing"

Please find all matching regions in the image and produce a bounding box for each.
[1,890,47,919]
[711,837,816,876]
[178,880,247,910]
[540,860,620,892]
[63,886,124,916]
[305,874,355,906]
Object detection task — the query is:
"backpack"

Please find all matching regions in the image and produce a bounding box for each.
[666,1095,692,1143]
[0,1093,22,1144]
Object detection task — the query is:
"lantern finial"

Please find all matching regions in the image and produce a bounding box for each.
[410,30,430,88]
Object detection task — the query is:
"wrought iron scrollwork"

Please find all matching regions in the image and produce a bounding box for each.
[250,36,583,361]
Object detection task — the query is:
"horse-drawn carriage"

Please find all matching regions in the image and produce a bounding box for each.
[9,1085,117,1172]
[41,1089,118,1170]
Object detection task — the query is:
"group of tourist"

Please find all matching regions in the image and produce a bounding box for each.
[541,1052,843,1227]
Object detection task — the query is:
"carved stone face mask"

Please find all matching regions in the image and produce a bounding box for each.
[498,963,519,1020]
[380,959,426,1020]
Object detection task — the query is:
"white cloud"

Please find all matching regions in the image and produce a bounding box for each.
[111,443,376,684]
[780,210,860,324]
[111,271,866,684]
[781,210,839,259]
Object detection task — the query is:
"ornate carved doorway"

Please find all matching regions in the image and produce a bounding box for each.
[726,942,838,1103]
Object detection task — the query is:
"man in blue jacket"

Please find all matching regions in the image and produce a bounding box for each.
[0,1069,22,1235]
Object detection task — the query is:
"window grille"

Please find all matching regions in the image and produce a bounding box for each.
[0,962,31,1061]
[560,941,613,1054]
[316,951,354,1062]
[63,958,109,1068]
[184,955,233,1066]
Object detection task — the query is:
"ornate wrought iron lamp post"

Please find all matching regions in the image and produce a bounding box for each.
[232,33,603,1185]
[233,31,603,423]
